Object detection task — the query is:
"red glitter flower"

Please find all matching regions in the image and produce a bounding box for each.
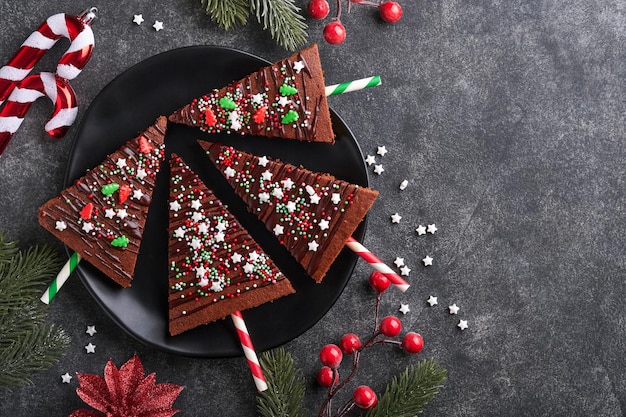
[69,354,183,417]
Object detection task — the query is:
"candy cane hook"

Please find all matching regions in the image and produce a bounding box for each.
[0,7,96,106]
[0,72,77,154]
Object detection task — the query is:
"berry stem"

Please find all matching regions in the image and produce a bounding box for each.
[335,0,342,20]
[373,293,381,332]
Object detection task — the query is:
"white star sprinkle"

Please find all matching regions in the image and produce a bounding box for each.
[282,178,294,189]
[391,213,402,223]
[273,224,284,235]
[192,212,203,222]
[61,373,72,383]
[427,295,438,306]
[458,320,469,330]
[216,221,227,232]
[422,255,433,266]
[116,209,128,219]
[55,221,67,231]
[104,208,115,219]
[261,170,273,181]
[252,93,264,105]
[249,251,260,262]
[85,343,96,354]
[259,192,270,203]
[277,96,291,107]
[190,238,201,250]
[231,119,242,131]
[258,156,269,167]
[169,201,181,211]
[153,20,163,31]
[365,155,376,165]
[399,180,408,190]
[195,266,207,278]
[427,224,438,234]
[331,193,341,204]
[210,281,223,292]
[214,231,225,242]
[136,168,147,180]
[198,276,209,287]
[416,225,426,236]
[197,223,209,234]
[400,266,411,276]
[373,164,385,175]
[82,222,94,233]
[132,189,144,200]
[399,304,410,314]
[231,253,243,263]
[224,167,236,178]
[86,325,97,336]
[272,188,284,199]
[243,263,254,274]
[377,145,388,156]
[449,304,460,315]
[310,194,321,204]
[174,227,185,238]
[293,60,305,73]
[116,158,127,169]
[394,257,405,267]
[133,14,144,25]
[191,199,202,210]
[286,201,296,212]
[308,240,319,251]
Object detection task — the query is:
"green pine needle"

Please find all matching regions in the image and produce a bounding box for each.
[256,347,307,417]
[201,0,250,30]
[0,234,70,391]
[366,359,448,417]
[251,0,308,51]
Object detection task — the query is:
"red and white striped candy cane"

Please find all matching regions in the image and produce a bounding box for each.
[230,311,268,392]
[0,72,77,154]
[0,8,96,106]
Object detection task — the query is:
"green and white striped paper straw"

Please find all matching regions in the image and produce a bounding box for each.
[325,75,381,96]
[41,252,82,304]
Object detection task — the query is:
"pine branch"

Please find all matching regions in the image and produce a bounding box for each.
[365,359,447,417]
[250,0,308,51]
[256,347,307,417]
[201,0,250,30]
[0,234,70,391]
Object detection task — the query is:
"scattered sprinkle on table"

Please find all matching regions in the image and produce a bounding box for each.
[399,303,410,314]
[85,343,96,354]
[374,164,385,175]
[133,14,144,25]
[391,213,402,223]
[377,145,388,156]
[61,373,72,384]
[422,255,433,266]
[427,295,438,306]
[449,304,460,315]
[458,320,469,331]
[399,179,408,190]
[365,155,376,165]
[393,257,405,267]
[416,225,426,236]
[427,224,438,234]
[153,20,164,31]
[400,265,411,276]
[86,325,97,336]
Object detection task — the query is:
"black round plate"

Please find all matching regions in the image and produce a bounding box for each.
[66,46,370,357]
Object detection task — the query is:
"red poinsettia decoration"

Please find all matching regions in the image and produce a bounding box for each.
[70,354,183,417]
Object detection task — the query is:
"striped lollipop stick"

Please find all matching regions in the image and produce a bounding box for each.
[230,311,268,392]
[325,75,381,97]
[41,251,81,304]
[345,236,410,292]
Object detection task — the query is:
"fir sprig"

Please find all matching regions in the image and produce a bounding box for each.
[0,233,70,391]
[256,347,307,417]
[200,0,308,51]
[366,359,447,417]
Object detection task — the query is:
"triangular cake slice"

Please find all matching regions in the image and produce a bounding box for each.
[200,141,379,283]
[168,154,295,336]
[169,44,334,143]
[38,117,167,287]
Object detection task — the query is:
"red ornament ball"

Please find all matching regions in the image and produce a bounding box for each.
[402,332,424,354]
[353,385,378,410]
[317,366,338,387]
[323,21,347,45]
[307,0,330,19]
[339,333,361,354]
[379,1,403,23]
[319,344,343,368]
[379,316,402,337]
[369,270,390,293]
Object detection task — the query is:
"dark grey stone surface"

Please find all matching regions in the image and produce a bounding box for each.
[1,0,625,415]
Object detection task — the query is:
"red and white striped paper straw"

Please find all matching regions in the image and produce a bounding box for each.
[345,236,410,292]
[230,310,268,392]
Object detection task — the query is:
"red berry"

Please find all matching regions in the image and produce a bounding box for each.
[307,0,330,19]
[379,1,403,23]
[353,385,378,410]
[379,316,402,337]
[402,332,424,354]
[369,271,390,293]
[319,344,343,368]
[317,366,338,387]
[339,333,361,354]
[323,21,346,45]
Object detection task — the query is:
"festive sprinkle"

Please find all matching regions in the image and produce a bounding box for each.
[399,180,408,190]
[377,146,388,156]
[416,225,426,236]
[390,213,402,224]
[101,183,120,196]
[427,224,438,234]
[426,295,438,306]
[449,304,460,315]
[400,266,411,276]
[153,20,164,31]
[365,155,376,166]
[399,303,410,314]
[111,235,130,248]
[281,109,299,124]
[219,97,237,110]
[61,373,72,383]
[279,84,298,96]
[133,14,144,25]
[85,343,96,353]
[86,325,97,336]
[422,255,433,266]
[458,320,469,330]
[393,257,405,267]
[373,164,384,175]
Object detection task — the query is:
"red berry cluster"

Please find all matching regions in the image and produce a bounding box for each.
[315,270,424,416]
[307,0,403,45]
